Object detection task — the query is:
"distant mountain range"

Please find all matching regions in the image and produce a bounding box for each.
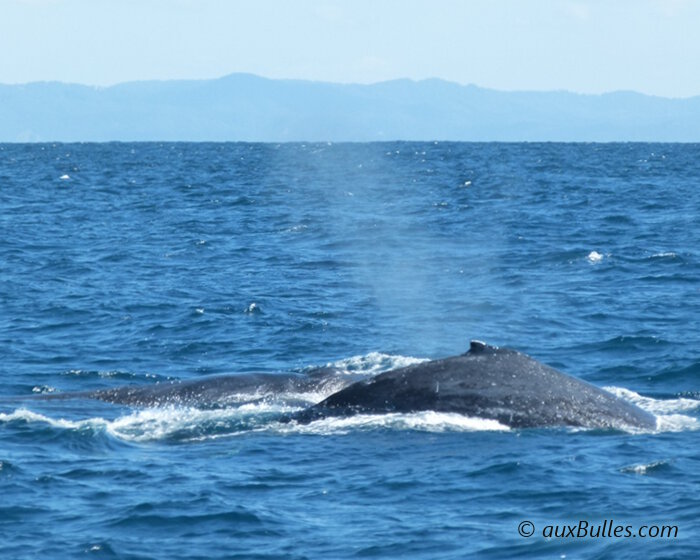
[1,73,699,142]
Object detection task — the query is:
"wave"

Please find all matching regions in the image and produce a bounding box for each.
[619,459,674,476]
[275,411,510,436]
[0,406,510,443]
[0,406,284,443]
[321,351,428,376]
[2,389,696,443]
[0,408,110,433]
[646,361,700,389]
[595,335,673,351]
[604,386,699,432]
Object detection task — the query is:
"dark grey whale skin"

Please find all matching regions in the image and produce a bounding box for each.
[39,368,354,409]
[290,341,657,430]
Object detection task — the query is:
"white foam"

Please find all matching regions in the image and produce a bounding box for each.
[105,406,278,442]
[0,408,108,432]
[279,389,342,405]
[604,386,699,432]
[284,224,308,233]
[279,411,510,435]
[0,405,294,443]
[620,460,670,475]
[244,302,261,314]
[32,385,57,394]
[654,414,699,432]
[604,386,700,414]
[325,352,428,376]
[0,405,509,443]
[587,250,604,263]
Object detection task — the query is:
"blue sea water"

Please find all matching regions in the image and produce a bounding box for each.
[0,142,698,559]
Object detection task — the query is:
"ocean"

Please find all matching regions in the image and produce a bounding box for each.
[0,142,698,559]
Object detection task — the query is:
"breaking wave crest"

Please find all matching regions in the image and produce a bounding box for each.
[604,386,699,432]
[0,406,510,443]
[276,411,510,436]
[322,351,428,376]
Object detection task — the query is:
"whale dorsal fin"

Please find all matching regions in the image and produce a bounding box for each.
[469,340,489,353]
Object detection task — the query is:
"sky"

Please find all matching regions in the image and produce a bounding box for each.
[1,0,699,98]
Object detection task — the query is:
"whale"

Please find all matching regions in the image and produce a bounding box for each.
[42,367,355,408]
[28,341,657,430]
[289,341,657,430]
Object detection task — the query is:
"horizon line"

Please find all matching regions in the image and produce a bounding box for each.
[1,72,697,101]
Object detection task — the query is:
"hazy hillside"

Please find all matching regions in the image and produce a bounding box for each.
[1,73,699,142]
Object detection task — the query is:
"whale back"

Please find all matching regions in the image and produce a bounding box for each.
[292,342,657,430]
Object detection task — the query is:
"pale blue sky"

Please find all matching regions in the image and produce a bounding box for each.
[2,0,699,97]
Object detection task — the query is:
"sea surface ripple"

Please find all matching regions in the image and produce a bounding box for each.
[1,142,698,559]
